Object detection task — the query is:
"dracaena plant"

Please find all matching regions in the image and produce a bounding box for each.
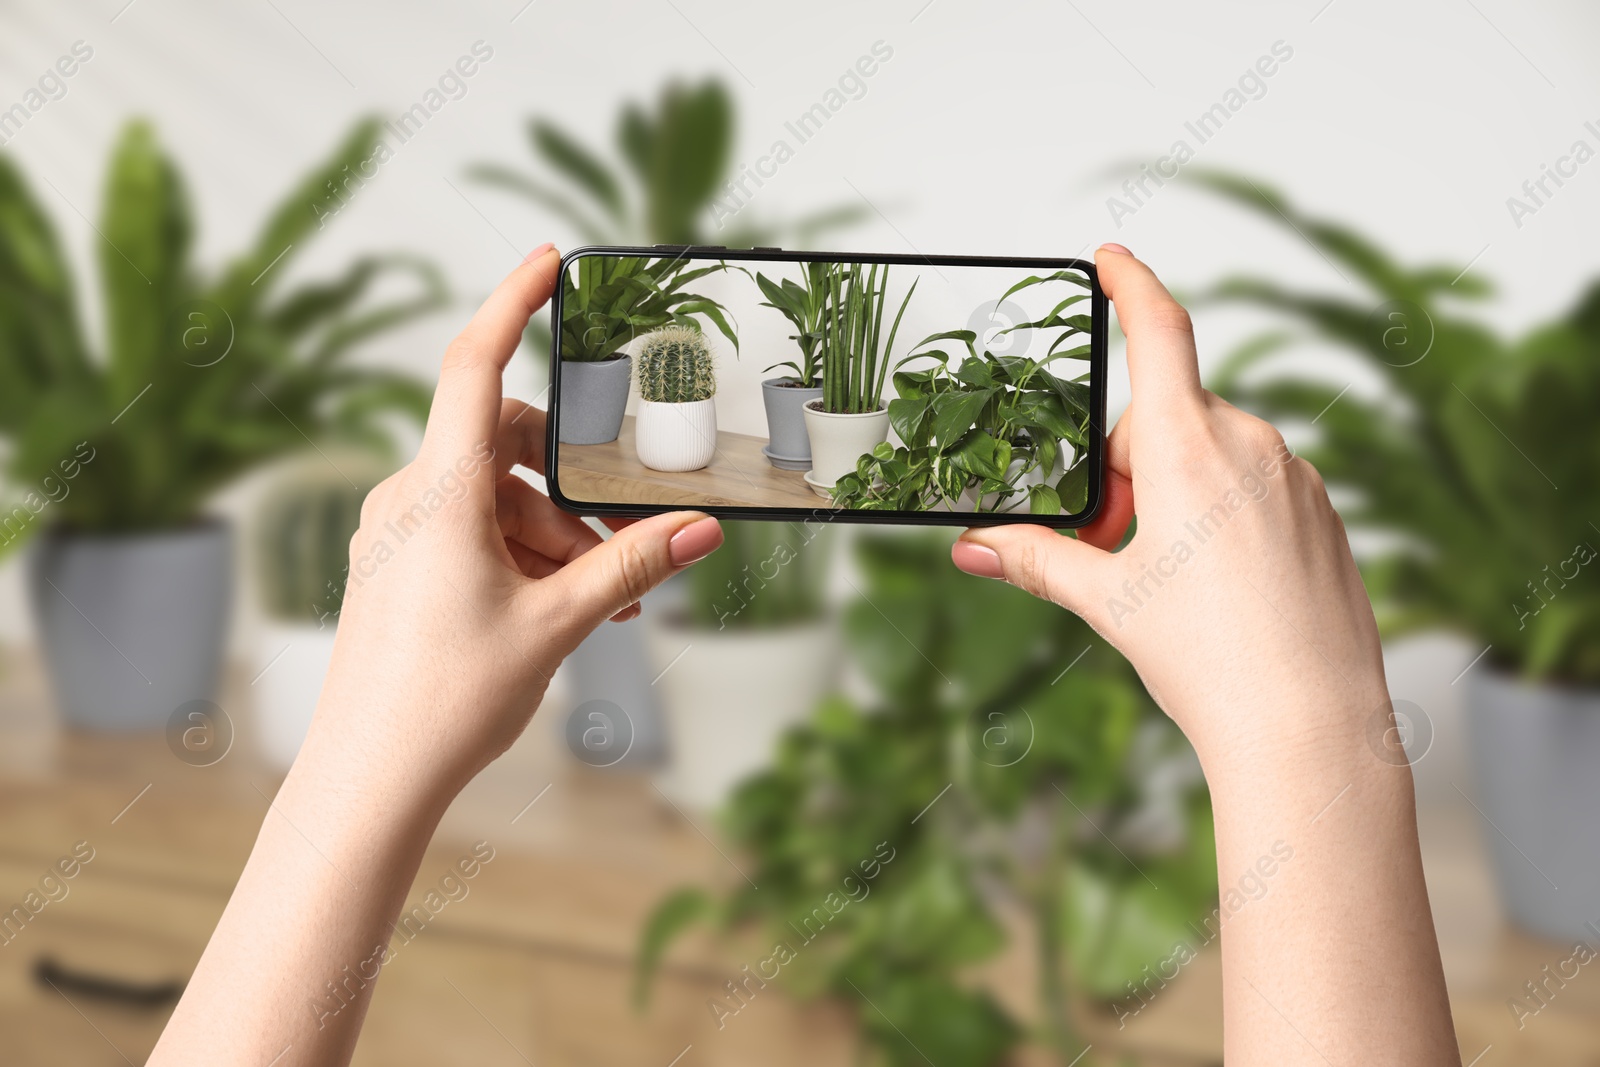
[754,262,832,388]
[1195,172,1600,684]
[0,119,442,546]
[556,253,738,363]
[469,79,866,364]
[468,78,866,248]
[833,271,1094,515]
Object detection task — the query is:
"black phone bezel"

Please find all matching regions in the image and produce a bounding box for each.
[544,245,1107,529]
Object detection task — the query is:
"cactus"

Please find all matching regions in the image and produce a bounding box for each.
[254,465,378,625]
[634,326,716,404]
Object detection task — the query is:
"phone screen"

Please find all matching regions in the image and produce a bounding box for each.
[546,247,1106,527]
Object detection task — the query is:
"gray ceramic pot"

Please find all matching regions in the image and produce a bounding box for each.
[560,585,668,770]
[558,356,632,445]
[28,521,233,732]
[1463,668,1600,941]
[760,377,823,469]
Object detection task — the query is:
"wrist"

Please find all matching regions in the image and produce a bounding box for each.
[1183,689,1413,826]
[281,715,458,852]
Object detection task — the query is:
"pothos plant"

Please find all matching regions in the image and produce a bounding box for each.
[637,533,1217,1067]
[833,271,1094,515]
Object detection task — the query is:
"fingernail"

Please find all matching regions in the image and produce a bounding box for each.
[669,517,723,567]
[951,541,1005,580]
[523,242,555,263]
[1098,242,1133,255]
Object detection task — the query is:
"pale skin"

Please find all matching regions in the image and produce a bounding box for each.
[150,244,1456,1066]
[953,245,1458,1064]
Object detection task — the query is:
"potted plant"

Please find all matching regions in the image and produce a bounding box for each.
[468,78,866,764]
[2,119,439,731]
[631,326,719,472]
[753,264,830,469]
[834,272,1094,514]
[250,459,385,770]
[553,254,738,446]
[469,79,865,446]
[802,263,918,493]
[639,533,1217,1064]
[1197,172,1600,941]
[645,520,834,811]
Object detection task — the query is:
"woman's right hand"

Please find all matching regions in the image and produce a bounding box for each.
[954,245,1459,1067]
[952,244,1388,768]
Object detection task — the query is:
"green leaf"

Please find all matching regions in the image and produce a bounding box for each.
[950,432,1009,481]
[1028,483,1062,515]
[928,389,993,449]
[1057,459,1090,514]
[634,888,713,1008]
[99,120,192,405]
[529,118,626,223]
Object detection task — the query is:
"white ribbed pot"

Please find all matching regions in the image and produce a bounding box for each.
[635,398,716,472]
[646,615,838,811]
[802,401,890,490]
[252,621,340,772]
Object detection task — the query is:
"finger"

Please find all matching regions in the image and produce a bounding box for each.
[531,512,722,646]
[1095,244,1205,418]
[952,525,1114,625]
[494,476,602,565]
[493,398,549,480]
[421,246,561,473]
[1078,410,1135,551]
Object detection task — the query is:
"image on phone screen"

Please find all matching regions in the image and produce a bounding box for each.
[546,248,1106,527]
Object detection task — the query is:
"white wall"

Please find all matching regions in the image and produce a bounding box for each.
[2,0,1597,785]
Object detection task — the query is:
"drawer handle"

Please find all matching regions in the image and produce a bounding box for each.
[34,956,186,1009]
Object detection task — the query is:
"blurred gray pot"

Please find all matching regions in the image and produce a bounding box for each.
[1464,669,1600,942]
[558,356,631,445]
[28,522,233,732]
[760,377,822,469]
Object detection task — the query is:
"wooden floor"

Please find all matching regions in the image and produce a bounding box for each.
[556,416,829,510]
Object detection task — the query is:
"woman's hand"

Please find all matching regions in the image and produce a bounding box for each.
[954,245,1459,1066]
[953,244,1384,768]
[312,247,723,803]
[149,248,723,1067]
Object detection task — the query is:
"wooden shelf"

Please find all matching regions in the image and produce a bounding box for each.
[557,416,830,511]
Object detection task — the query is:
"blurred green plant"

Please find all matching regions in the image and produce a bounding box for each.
[469,78,866,249]
[254,459,383,625]
[469,78,868,366]
[0,119,442,546]
[1197,173,1600,684]
[638,533,1216,1066]
[834,271,1094,515]
[680,521,830,631]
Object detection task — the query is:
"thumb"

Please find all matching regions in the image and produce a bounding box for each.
[534,512,723,645]
[953,526,1115,627]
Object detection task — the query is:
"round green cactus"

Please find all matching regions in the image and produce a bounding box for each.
[634,326,716,404]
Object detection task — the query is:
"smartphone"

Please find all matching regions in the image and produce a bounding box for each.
[544,245,1106,528]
